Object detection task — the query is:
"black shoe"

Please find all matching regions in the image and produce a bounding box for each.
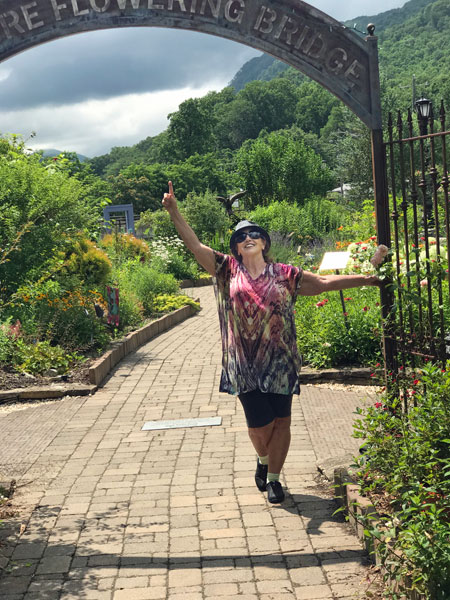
[255,460,268,492]
[266,480,285,503]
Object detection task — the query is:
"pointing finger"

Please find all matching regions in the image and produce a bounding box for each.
[168,181,174,196]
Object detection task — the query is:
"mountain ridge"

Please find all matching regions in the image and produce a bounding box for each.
[229,0,436,91]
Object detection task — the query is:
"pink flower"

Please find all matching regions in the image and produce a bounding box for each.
[420,279,428,287]
[370,244,389,267]
[363,306,370,311]
[374,402,383,408]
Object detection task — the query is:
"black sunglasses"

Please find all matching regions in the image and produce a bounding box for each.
[234,230,263,244]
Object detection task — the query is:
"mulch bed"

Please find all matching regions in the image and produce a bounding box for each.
[0,362,92,391]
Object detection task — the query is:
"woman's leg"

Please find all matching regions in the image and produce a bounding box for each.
[266,416,291,474]
[248,417,291,503]
[248,416,291,473]
[247,420,275,457]
[238,391,292,502]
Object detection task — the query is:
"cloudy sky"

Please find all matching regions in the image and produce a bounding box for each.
[0,0,407,157]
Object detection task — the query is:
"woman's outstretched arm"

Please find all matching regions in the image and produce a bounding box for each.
[162,181,216,276]
[299,270,381,296]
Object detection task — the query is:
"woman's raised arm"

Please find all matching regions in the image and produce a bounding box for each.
[162,181,216,276]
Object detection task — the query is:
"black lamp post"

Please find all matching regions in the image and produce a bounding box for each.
[415,97,432,135]
[414,97,433,230]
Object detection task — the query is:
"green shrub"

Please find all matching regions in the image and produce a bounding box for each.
[12,339,81,375]
[135,209,177,239]
[0,136,104,297]
[339,198,377,242]
[8,281,109,352]
[267,233,299,265]
[150,294,200,315]
[353,363,450,599]
[100,232,151,264]
[295,286,382,368]
[209,229,232,254]
[249,197,346,246]
[299,196,346,242]
[0,319,15,364]
[249,200,303,242]
[150,236,199,280]
[64,238,112,286]
[115,287,145,330]
[113,260,179,315]
[180,190,231,244]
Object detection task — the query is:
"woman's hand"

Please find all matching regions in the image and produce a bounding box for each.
[364,275,383,287]
[162,181,177,212]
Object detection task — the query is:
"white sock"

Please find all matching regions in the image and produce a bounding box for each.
[258,455,269,465]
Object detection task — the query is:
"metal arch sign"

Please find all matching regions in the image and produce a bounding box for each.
[0,0,382,129]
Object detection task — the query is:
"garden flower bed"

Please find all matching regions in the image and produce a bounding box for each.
[333,363,450,600]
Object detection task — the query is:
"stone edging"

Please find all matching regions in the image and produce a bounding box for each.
[0,384,98,404]
[88,302,199,386]
[300,366,375,385]
[334,467,425,600]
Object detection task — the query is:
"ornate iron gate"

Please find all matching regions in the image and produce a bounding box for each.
[384,101,450,372]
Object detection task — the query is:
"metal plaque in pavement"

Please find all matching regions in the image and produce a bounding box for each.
[142,416,222,431]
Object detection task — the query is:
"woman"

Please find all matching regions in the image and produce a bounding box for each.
[162,181,380,504]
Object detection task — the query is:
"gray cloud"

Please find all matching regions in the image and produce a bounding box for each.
[0,28,259,110]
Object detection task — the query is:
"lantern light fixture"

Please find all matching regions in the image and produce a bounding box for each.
[414,97,432,121]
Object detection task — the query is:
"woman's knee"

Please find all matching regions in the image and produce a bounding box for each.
[273,416,291,433]
[248,420,274,446]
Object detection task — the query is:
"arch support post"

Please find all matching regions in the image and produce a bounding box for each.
[372,128,398,382]
[366,33,397,384]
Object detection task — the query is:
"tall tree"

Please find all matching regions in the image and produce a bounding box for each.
[165,98,216,161]
[237,129,334,207]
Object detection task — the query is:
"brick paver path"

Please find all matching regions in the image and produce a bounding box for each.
[0,287,378,600]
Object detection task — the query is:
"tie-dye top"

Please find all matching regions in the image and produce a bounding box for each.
[213,251,303,396]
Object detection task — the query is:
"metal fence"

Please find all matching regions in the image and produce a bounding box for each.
[384,100,450,372]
